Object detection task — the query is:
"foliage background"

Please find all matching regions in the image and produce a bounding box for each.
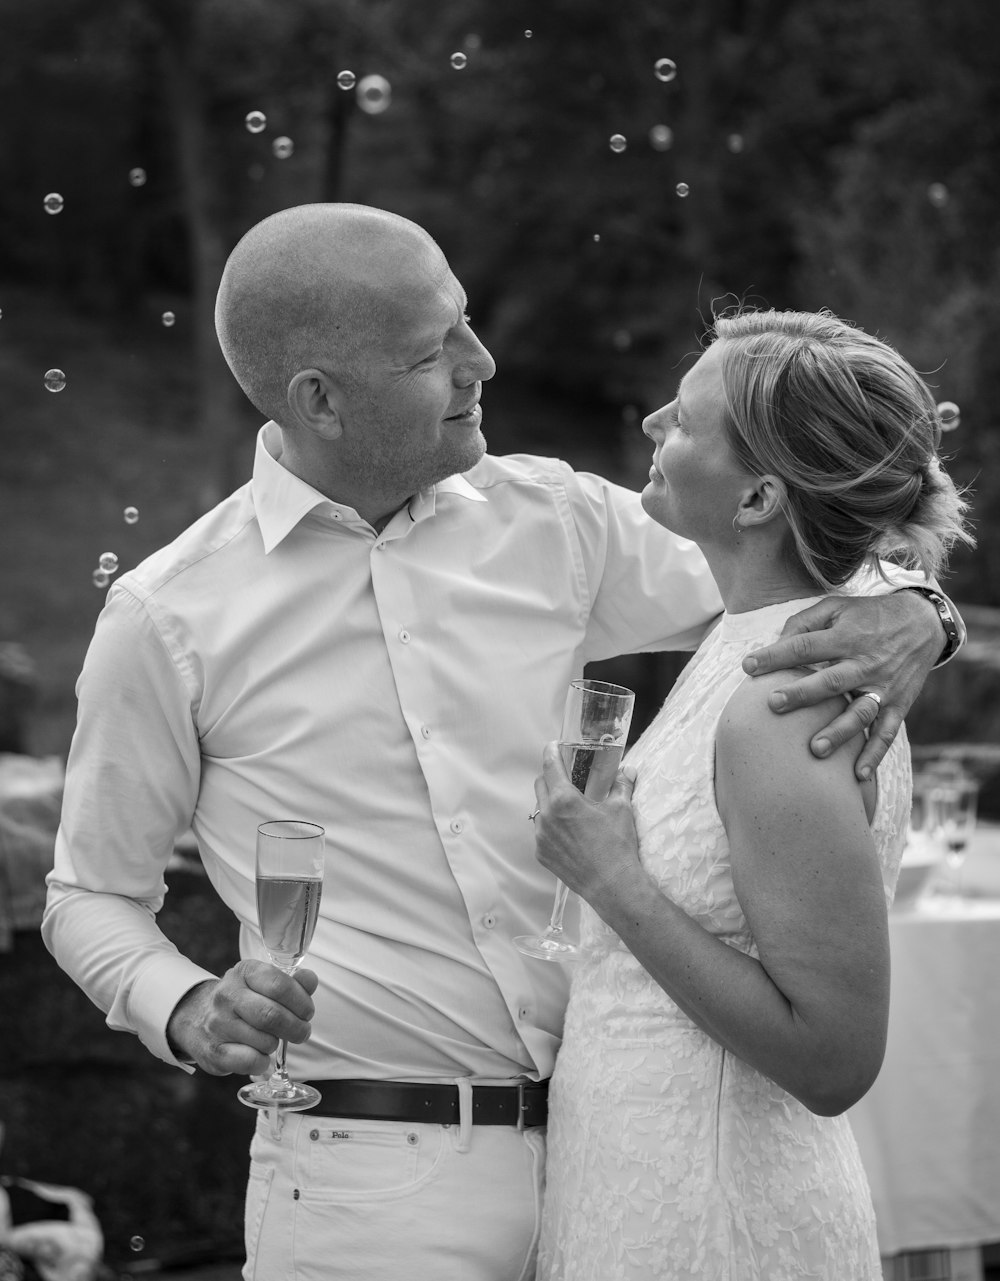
[1,0,998,758]
[1,2,999,1267]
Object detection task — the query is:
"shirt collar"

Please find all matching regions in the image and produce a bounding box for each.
[407,471,488,524]
[251,423,488,553]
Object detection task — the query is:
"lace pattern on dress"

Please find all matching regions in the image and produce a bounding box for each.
[538,598,910,1280]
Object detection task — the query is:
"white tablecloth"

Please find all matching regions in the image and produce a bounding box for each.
[850,822,1000,1255]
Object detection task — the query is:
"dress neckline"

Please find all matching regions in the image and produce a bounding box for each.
[718,595,827,643]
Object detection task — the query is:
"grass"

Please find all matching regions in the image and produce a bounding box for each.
[1,284,216,754]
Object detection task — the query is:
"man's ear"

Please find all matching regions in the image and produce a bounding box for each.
[286,369,344,441]
[737,474,787,531]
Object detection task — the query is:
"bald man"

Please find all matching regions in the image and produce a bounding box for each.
[43,204,957,1281]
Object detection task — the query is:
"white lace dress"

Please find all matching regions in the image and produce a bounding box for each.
[538,599,910,1281]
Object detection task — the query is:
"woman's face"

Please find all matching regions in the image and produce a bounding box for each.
[640,342,756,544]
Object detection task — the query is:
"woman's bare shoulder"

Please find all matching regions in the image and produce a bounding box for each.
[719,666,849,744]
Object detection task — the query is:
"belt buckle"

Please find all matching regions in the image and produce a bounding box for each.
[516,1080,526,1132]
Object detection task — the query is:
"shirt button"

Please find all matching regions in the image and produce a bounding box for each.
[450,819,464,834]
[482,913,497,929]
[399,628,410,643]
[420,725,432,739]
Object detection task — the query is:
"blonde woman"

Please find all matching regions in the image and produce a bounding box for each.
[534,309,972,1280]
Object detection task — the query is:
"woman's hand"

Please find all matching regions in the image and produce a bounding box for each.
[532,741,643,910]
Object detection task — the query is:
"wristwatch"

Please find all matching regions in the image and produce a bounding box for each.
[898,585,964,667]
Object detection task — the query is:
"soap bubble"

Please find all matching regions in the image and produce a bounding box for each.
[609,134,627,154]
[654,58,677,83]
[92,569,110,589]
[726,133,745,153]
[927,182,949,208]
[649,124,674,151]
[128,167,147,187]
[356,74,391,114]
[592,233,601,242]
[244,111,267,134]
[450,51,467,69]
[44,193,64,215]
[99,552,119,573]
[44,368,66,393]
[336,70,356,90]
[129,1237,145,1253]
[675,182,690,198]
[124,506,139,525]
[161,311,175,327]
[524,29,533,38]
[272,136,294,159]
[936,401,961,431]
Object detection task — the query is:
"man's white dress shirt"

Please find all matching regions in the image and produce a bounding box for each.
[43,423,725,1083]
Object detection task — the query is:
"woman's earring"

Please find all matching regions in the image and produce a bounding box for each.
[732,514,742,536]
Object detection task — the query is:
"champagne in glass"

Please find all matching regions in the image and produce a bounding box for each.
[515,679,635,962]
[257,875,322,969]
[238,820,325,1112]
[561,739,626,800]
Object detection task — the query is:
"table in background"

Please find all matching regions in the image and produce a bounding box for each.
[850,822,1000,1258]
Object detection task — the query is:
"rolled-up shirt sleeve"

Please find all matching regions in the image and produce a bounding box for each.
[42,586,214,1070]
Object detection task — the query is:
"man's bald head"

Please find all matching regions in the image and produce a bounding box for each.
[215,204,444,424]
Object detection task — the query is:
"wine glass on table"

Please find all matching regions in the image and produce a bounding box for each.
[514,679,635,962]
[238,819,325,1112]
[929,772,979,907]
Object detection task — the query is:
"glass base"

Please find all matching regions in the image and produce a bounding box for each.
[513,933,579,963]
[238,1079,322,1112]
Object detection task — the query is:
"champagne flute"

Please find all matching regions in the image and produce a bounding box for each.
[929,773,979,905]
[238,819,325,1111]
[514,679,635,962]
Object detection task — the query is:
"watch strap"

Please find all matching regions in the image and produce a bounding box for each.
[899,585,962,667]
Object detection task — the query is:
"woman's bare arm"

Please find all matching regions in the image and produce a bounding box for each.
[532,676,888,1115]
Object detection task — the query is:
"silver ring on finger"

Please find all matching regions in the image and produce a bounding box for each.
[856,690,882,712]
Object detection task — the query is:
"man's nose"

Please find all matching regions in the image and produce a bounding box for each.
[458,333,497,384]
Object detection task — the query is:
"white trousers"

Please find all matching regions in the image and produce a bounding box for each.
[242,1105,546,1281]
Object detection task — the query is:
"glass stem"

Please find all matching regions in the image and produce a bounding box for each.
[271,961,298,1084]
[547,881,570,934]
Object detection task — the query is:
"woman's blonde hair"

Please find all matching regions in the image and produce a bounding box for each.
[711,308,974,590]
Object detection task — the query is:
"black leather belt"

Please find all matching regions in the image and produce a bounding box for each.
[304,1079,548,1129]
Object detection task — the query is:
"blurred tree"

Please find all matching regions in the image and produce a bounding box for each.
[0,0,996,596]
[127,0,372,498]
[783,0,1000,603]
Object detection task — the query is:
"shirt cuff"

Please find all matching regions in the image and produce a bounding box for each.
[126,954,219,1072]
